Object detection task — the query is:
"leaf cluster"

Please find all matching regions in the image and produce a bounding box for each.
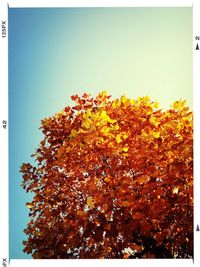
[20,92,193,259]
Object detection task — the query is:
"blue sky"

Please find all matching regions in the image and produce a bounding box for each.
[9,7,192,259]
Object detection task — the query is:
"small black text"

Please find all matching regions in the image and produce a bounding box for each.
[2,258,7,267]
[2,120,7,129]
[1,21,6,38]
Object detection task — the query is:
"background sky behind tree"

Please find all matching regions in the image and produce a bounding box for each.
[9,7,192,259]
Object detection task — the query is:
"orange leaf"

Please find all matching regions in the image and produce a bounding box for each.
[77,210,85,216]
[122,200,131,207]
[135,175,150,185]
[87,196,94,209]
[132,212,145,220]
[129,243,144,253]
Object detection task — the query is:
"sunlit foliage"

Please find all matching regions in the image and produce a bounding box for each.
[20,91,193,259]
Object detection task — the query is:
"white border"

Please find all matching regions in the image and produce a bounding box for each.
[8,0,193,8]
[8,259,193,267]
[0,0,199,266]
[193,0,200,265]
[0,0,8,266]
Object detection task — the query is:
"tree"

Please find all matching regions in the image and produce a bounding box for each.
[20,91,193,259]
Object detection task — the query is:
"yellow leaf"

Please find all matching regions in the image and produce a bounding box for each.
[26,202,35,209]
[55,113,60,119]
[152,131,160,138]
[154,101,159,108]
[100,90,108,97]
[101,126,110,135]
[172,100,187,111]
[123,133,129,139]
[172,187,179,194]
[101,110,108,119]
[70,129,78,138]
[81,118,93,129]
[87,196,94,208]
[87,109,92,116]
[112,99,120,108]
[108,118,117,124]
[116,134,122,143]
[143,96,150,102]
[122,147,129,152]
[78,128,87,134]
[150,117,160,127]
[113,124,119,131]
[130,99,136,105]
[121,95,127,103]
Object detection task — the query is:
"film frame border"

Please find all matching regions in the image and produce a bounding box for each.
[0,0,198,266]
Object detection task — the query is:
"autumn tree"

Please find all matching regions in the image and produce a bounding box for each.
[20,91,193,259]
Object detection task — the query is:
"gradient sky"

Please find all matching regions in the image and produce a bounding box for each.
[9,7,192,259]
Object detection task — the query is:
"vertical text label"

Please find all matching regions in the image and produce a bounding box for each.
[1,21,6,38]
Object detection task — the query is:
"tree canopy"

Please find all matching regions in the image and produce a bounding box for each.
[20,91,193,259]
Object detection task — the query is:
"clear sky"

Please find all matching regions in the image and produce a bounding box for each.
[9,7,192,259]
